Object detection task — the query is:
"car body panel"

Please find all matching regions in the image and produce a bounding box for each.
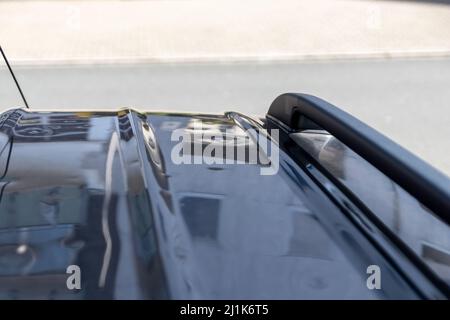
[0,108,445,299]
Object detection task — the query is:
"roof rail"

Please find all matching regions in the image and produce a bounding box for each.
[267,93,450,223]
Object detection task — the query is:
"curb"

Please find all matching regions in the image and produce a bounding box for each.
[2,50,450,67]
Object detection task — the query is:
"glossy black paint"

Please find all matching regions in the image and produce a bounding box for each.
[0,108,445,299]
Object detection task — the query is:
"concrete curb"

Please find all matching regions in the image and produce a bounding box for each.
[3,50,450,67]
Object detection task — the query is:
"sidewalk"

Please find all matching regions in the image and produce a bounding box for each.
[1,0,450,64]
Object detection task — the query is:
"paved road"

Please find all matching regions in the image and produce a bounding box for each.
[1,58,449,176]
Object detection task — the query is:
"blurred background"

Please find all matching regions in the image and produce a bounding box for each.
[0,0,449,176]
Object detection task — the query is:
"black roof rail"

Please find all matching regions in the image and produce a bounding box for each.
[267,93,450,223]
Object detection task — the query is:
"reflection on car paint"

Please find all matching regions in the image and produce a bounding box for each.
[0,109,435,299]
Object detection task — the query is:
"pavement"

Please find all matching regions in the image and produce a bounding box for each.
[1,0,450,64]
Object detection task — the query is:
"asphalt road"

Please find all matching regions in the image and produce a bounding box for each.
[1,58,449,176]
